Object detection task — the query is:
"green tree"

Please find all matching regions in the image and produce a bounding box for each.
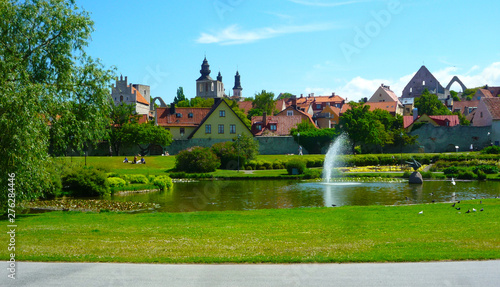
[107,102,140,156]
[247,108,263,120]
[414,89,451,116]
[122,122,172,156]
[174,87,187,105]
[0,0,115,208]
[277,92,294,99]
[253,90,276,115]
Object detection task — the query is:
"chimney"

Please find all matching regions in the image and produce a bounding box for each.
[413,108,418,122]
[125,76,128,83]
[291,95,297,108]
[170,102,176,114]
[300,94,303,98]
[262,112,267,126]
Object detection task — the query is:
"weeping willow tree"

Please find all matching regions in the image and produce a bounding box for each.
[0,0,115,210]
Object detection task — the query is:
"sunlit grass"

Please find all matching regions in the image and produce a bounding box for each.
[3,199,499,263]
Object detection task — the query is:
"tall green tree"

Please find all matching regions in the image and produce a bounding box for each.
[108,102,140,156]
[253,90,276,115]
[0,0,115,208]
[122,122,173,156]
[414,89,451,116]
[173,87,187,105]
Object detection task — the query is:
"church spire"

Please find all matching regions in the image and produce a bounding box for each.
[233,70,242,90]
[217,71,222,82]
[197,57,213,81]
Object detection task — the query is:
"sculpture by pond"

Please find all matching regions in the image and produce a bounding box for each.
[406,158,423,184]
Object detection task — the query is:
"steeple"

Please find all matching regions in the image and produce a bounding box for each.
[217,71,223,82]
[233,70,242,90]
[197,57,213,81]
[232,70,242,98]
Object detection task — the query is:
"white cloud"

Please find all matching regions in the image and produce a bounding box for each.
[305,62,500,103]
[288,0,371,7]
[197,23,336,45]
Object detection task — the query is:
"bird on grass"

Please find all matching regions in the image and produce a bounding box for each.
[418,211,423,214]
[457,200,461,203]
[451,203,456,207]
[472,208,477,212]
[466,209,471,213]
[451,178,456,185]
[480,208,484,212]
[432,200,436,203]
[429,192,434,196]
[331,204,337,207]
[456,207,461,210]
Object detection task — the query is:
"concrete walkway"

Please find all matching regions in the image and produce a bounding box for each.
[3,260,499,287]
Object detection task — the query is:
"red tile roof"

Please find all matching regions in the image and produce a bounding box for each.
[451,100,480,114]
[478,88,493,98]
[277,106,317,127]
[482,97,500,120]
[131,86,149,105]
[251,115,304,136]
[403,115,460,128]
[156,107,211,127]
[486,86,500,97]
[237,101,253,114]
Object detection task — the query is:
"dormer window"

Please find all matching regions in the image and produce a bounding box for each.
[270,124,277,131]
[176,113,182,118]
[188,113,193,118]
[256,124,262,131]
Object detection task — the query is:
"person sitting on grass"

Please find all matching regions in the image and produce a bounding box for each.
[140,157,146,164]
[133,156,138,164]
[123,157,129,163]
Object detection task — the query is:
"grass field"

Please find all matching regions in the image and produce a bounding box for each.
[3,199,499,263]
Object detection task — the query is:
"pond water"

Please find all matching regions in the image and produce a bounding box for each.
[110,179,500,213]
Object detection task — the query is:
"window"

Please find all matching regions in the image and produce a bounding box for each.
[422,81,425,85]
[176,113,182,118]
[188,113,193,118]
[205,124,211,134]
[256,124,262,131]
[410,88,412,93]
[144,90,147,96]
[211,82,214,92]
[218,124,224,134]
[199,83,203,92]
[270,124,277,131]
[287,110,293,116]
[219,110,226,117]
[316,104,322,110]
[120,95,123,102]
[480,112,483,118]
[230,124,236,134]
[180,128,185,136]
[165,128,170,131]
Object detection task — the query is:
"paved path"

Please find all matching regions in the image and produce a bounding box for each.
[3,260,499,287]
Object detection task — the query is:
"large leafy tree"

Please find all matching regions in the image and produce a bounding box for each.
[253,90,276,115]
[122,122,173,156]
[0,0,115,208]
[173,87,187,105]
[108,102,140,156]
[414,89,451,116]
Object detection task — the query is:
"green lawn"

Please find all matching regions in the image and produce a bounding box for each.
[3,199,499,263]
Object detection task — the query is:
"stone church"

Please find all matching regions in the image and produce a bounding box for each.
[195,57,243,99]
[111,75,151,115]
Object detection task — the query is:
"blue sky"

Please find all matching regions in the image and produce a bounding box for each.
[82,0,500,104]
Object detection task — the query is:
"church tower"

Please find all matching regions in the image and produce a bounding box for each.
[232,70,242,98]
[196,57,224,98]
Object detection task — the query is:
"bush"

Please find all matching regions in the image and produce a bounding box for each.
[472,165,499,174]
[286,159,307,175]
[62,166,109,197]
[302,168,322,179]
[476,170,487,180]
[129,174,149,184]
[107,177,127,188]
[175,146,221,173]
[153,176,173,191]
[211,141,240,170]
[481,145,500,154]
[272,160,285,169]
[457,170,477,180]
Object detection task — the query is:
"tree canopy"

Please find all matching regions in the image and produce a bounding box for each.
[0,0,115,207]
[173,87,187,105]
[413,89,451,116]
[253,90,276,115]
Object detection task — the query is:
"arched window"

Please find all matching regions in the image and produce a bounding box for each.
[120,95,123,102]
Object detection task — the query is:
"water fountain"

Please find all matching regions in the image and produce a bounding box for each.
[322,133,348,183]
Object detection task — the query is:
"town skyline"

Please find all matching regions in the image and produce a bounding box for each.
[83,0,500,103]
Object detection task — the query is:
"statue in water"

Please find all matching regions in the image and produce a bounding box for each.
[406,158,422,171]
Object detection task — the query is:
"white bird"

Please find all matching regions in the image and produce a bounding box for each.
[418,211,423,214]
[451,178,456,185]
[472,208,477,212]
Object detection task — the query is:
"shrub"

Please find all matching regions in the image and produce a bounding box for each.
[302,168,322,179]
[272,160,285,169]
[481,145,500,154]
[211,141,240,170]
[457,170,477,180]
[286,159,307,175]
[153,176,173,191]
[472,165,499,174]
[129,174,149,184]
[62,166,109,197]
[402,171,411,178]
[175,146,221,173]
[476,170,487,180]
[246,160,257,170]
[107,177,127,188]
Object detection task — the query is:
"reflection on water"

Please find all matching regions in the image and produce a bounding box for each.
[110,180,500,213]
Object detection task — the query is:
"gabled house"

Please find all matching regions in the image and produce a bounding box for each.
[276,105,317,127]
[251,113,305,136]
[189,99,253,139]
[286,93,344,115]
[472,97,500,145]
[368,84,400,103]
[365,101,403,116]
[156,106,211,140]
[403,114,460,132]
[472,88,494,101]
[314,105,341,129]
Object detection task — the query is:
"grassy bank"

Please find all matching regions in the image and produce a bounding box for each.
[2,199,499,263]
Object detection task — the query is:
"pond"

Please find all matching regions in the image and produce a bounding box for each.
[109,179,500,213]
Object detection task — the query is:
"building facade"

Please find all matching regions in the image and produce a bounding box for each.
[111,76,150,115]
